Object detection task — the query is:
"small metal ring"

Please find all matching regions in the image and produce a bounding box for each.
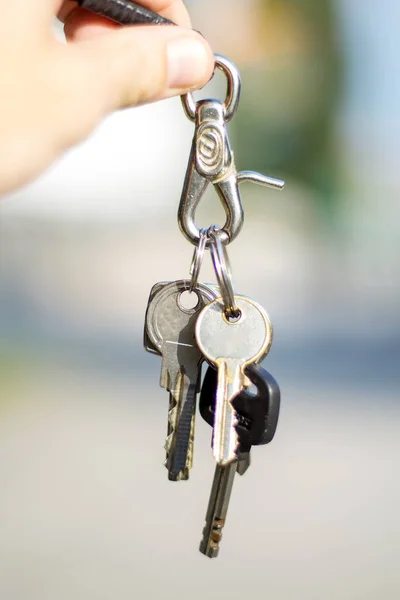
[189,228,208,292]
[208,227,240,319]
[181,54,241,123]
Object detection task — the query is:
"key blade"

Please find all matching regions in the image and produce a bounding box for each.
[213,360,244,465]
[166,370,197,481]
[200,462,237,558]
[162,345,203,481]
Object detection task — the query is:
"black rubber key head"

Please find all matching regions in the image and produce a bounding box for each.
[199,363,280,451]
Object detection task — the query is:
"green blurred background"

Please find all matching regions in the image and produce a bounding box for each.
[0,1,399,598]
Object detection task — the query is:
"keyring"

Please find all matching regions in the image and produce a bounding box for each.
[189,228,208,292]
[181,54,241,124]
[208,227,240,319]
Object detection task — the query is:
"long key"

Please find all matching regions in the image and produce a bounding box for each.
[195,295,273,465]
[145,280,218,481]
[199,361,281,558]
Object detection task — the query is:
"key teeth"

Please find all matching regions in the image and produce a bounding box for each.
[213,408,240,466]
[163,460,190,481]
[199,541,219,559]
[232,410,239,456]
[164,407,176,452]
[164,396,177,460]
[164,386,196,480]
[199,519,224,559]
[169,405,178,426]
[164,432,175,455]
[164,394,193,481]
[168,469,189,482]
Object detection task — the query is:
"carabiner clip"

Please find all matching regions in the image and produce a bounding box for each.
[178,55,285,247]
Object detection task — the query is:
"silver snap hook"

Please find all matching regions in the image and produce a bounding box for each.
[178,54,285,248]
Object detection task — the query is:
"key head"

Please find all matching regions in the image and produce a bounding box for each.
[242,363,280,446]
[195,296,273,369]
[145,280,219,388]
[144,281,220,356]
[200,363,281,450]
[146,280,218,354]
[144,279,218,380]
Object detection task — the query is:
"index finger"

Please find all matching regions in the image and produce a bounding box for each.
[58,0,192,29]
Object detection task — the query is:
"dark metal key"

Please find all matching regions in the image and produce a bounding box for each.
[144,280,218,481]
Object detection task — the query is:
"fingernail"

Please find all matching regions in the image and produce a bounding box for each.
[167,37,210,89]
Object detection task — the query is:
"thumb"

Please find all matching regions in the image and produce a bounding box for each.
[62,26,214,140]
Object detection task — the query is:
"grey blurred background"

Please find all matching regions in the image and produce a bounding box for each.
[1,1,399,598]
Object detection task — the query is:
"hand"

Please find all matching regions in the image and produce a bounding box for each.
[0,1,214,195]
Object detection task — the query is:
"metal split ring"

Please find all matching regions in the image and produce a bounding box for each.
[181,54,241,124]
[208,227,240,319]
[189,228,208,292]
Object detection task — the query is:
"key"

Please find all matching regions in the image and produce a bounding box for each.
[144,280,218,481]
[199,361,280,557]
[195,295,273,465]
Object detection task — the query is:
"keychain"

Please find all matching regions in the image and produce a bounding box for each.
[145,56,284,557]
[75,0,285,558]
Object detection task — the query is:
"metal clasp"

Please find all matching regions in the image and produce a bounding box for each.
[178,54,285,247]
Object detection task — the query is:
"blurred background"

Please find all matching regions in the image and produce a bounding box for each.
[1,1,399,598]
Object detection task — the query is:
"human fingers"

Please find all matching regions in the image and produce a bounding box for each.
[54,26,213,146]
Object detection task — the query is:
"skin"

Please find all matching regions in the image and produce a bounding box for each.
[0,0,214,195]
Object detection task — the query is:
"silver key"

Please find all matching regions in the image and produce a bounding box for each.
[197,295,272,558]
[195,295,273,465]
[145,280,218,481]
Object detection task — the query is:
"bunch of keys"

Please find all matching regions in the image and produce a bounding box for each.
[71,0,285,560]
[144,55,284,558]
